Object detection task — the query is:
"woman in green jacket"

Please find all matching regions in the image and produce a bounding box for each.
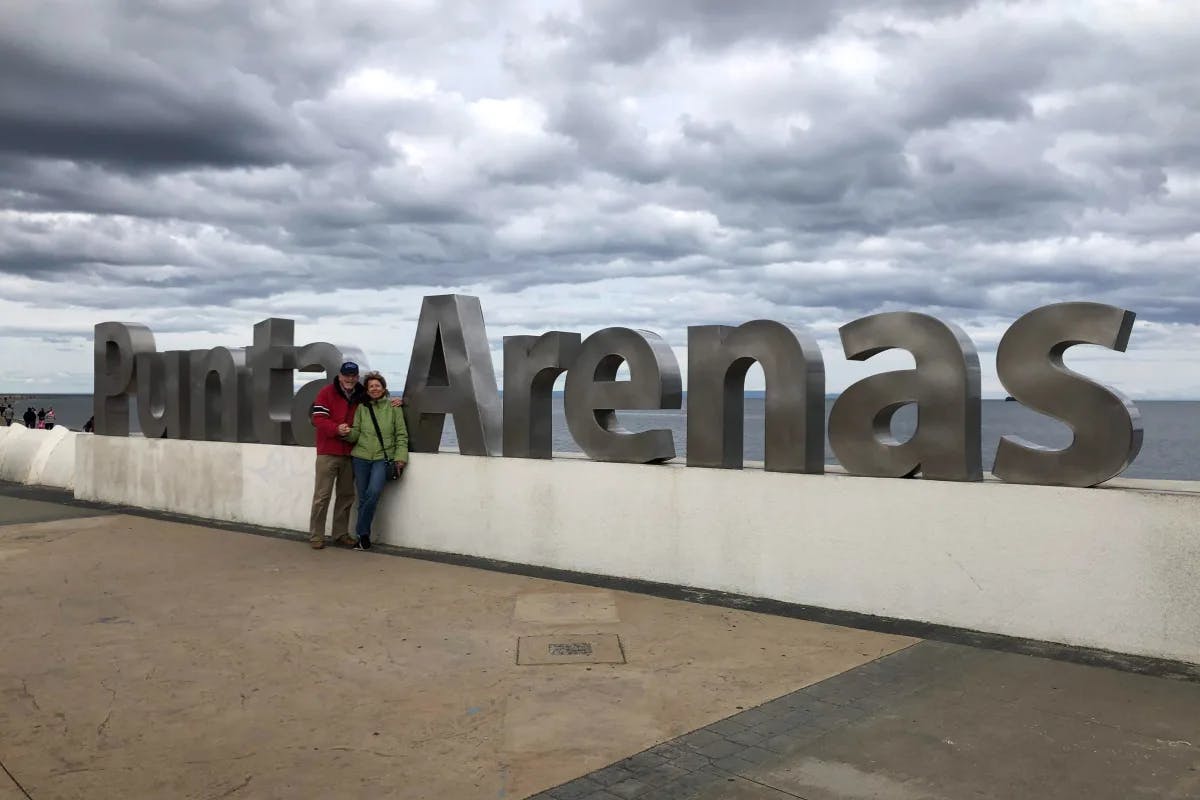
[343,371,408,549]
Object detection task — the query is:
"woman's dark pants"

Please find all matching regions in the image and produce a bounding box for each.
[351,457,388,541]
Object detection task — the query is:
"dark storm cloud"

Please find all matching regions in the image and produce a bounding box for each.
[0,42,309,170]
[0,0,498,171]
[0,11,316,171]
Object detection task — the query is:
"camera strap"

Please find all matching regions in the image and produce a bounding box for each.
[364,401,393,463]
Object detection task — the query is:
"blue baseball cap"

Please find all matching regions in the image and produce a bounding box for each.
[339,361,360,375]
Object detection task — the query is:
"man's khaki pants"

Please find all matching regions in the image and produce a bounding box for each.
[310,454,355,543]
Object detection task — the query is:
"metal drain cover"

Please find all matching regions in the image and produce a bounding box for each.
[517,633,626,665]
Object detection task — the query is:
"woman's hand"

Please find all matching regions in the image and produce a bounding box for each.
[337,423,351,436]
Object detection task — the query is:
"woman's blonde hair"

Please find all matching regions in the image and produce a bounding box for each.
[362,370,388,393]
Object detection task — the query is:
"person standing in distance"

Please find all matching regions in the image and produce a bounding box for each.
[308,361,402,550]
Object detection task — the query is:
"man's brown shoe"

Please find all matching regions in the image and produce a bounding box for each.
[333,534,357,548]
[310,539,325,550]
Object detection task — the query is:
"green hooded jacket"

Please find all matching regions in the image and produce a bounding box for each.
[345,395,409,462]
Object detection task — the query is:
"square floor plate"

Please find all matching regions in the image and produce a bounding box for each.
[517,633,626,665]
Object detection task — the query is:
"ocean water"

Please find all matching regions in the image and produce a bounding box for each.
[5,393,1197,480]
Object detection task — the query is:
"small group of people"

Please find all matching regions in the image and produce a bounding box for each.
[0,403,54,429]
[308,361,408,551]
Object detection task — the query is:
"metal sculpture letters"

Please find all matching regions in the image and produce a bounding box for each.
[94,321,156,437]
[828,313,982,481]
[564,328,683,463]
[250,318,298,445]
[94,297,1145,487]
[403,295,503,456]
[687,320,825,473]
[191,347,254,443]
[503,332,581,459]
[134,350,191,439]
[992,302,1142,487]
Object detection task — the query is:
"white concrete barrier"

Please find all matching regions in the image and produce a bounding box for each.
[74,435,1200,664]
[0,425,77,489]
[75,436,309,528]
[35,431,77,491]
[0,425,38,483]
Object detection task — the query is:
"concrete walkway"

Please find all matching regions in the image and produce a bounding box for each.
[532,641,1200,799]
[2,490,1200,799]
[0,494,910,799]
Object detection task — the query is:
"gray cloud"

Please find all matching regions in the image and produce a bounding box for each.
[548,0,984,66]
[0,0,1198,395]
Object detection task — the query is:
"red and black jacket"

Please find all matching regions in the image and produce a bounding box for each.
[310,380,366,456]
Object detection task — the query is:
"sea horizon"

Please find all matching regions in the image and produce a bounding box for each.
[5,392,1197,481]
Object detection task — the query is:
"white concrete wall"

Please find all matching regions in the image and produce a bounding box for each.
[0,425,77,490]
[73,435,1200,665]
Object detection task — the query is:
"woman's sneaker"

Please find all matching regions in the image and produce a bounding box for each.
[359,534,371,550]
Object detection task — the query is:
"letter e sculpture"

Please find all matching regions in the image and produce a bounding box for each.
[564,328,682,463]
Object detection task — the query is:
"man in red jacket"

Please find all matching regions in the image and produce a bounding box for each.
[308,361,402,549]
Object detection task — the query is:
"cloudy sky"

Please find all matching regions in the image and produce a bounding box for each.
[1,0,1197,398]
